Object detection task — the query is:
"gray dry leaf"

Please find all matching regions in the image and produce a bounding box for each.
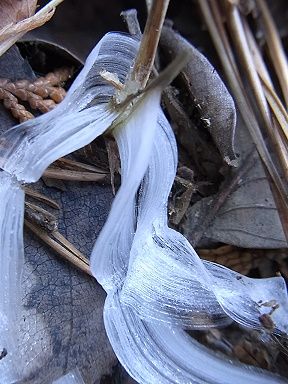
[0,47,117,383]
[182,116,287,249]
[160,25,237,164]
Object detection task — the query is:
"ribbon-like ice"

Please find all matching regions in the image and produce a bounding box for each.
[0,32,287,383]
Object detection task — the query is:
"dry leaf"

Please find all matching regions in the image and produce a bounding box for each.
[183,117,287,249]
[0,0,38,29]
[0,0,64,57]
[160,25,237,164]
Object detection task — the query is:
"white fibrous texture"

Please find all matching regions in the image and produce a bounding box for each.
[0,31,287,384]
[0,171,24,383]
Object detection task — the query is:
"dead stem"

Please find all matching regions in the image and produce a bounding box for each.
[198,0,288,241]
[225,3,271,127]
[262,80,288,141]
[25,202,57,232]
[116,0,170,103]
[25,220,91,276]
[54,157,108,174]
[43,168,109,182]
[24,187,60,210]
[225,2,288,183]
[255,0,288,106]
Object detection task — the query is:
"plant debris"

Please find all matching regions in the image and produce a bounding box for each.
[0,67,72,122]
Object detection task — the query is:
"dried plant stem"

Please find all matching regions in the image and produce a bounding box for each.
[225,5,271,126]
[54,157,108,174]
[24,187,60,210]
[225,3,288,187]
[118,0,170,102]
[43,168,108,182]
[198,0,288,238]
[262,81,288,141]
[25,220,91,276]
[255,0,288,106]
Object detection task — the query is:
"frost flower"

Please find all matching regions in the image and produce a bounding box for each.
[0,32,287,384]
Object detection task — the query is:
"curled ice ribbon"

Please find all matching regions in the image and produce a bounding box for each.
[0,32,287,383]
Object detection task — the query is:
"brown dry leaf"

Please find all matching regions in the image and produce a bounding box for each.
[0,0,38,29]
[0,0,64,57]
[160,25,237,164]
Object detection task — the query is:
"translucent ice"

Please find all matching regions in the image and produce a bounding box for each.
[0,171,24,382]
[0,30,287,384]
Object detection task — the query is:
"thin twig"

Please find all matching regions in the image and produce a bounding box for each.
[43,168,109,182]
[24,187,60,210]
[255,0,288,106]
[198,0,288,232]
[54,157,108,174]
[225,3,288,187]
[116,0,170,103]
[225,3,271,127]
[25,220,91,276]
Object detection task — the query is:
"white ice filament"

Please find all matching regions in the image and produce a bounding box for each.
[0,30,287,384]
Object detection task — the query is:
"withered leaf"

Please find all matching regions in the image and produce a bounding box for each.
[182,117,287,249]
[0,0,37,28]
[160,25,237,164]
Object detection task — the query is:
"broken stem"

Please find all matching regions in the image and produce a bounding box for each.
[24,187,60,209]
[255,0,288,106]
[117,0,170,103]
[43,168,109,182]
[25,220,91,276]
[198,0,288,233]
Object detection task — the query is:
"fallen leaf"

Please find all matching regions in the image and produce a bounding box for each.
[182,117,287,249]
[0,0,64,57]
[0,0,37,29]
[160,25,237,164]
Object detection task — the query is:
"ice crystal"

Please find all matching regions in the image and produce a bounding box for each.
[0,31,287,384]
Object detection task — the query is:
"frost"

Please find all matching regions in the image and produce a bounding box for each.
[0,30,287,384]
[0,171,24,382]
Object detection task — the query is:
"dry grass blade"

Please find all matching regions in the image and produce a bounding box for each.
[255,0,288,107]
[54,157,108,174]
[224,2,288,187]
[53,231,89,265]
[43,168,109,182]
[261,80,288,142]
[25,201,57,232]
[225,3,271,126]
[116,0,170,103]
[25,220,91,276]
[24,187,60,209]
[198,0,288,241]
[0,0,64,57]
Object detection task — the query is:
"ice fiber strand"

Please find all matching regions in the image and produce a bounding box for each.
[0,171,25,382]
